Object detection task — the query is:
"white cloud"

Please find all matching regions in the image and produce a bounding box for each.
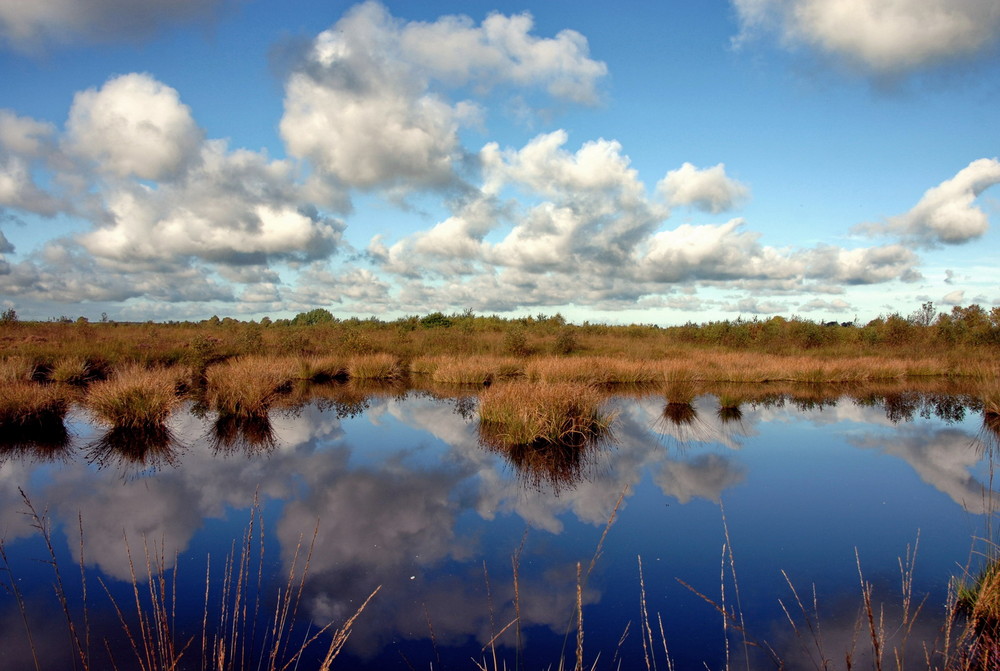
[280,2,607,194]
[657,162,750,213]
[876,158,1000,246]
[0,0,230,52]
[399,10,607,104]
[66,74,203,181]
[732,0,1000,74]
[941,289,965,305]
[79,139,343,267]
[0,110,62,215]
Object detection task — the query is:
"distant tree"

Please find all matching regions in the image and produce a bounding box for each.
[0,307,16,323]
[910,301,936,327]
[292,308,335,326]
[420,312,453,328]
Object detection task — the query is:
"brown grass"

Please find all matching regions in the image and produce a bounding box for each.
[85,364,179,429]
[526,356,660,385]
[347,353,403,381]
[478,381,615,449]
[414,355,524,385]
[205,356,292,416]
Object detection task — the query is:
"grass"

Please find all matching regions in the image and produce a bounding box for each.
[478,381,616,449]
[347,353,403,381]
[0,381,70,453]
[525,356,661,385]
[85,364,180,430]
[412,355,524,385]
[0,492,379,671]
[205,356,292,417]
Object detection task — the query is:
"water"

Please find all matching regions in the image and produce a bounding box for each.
[0,388,995,669]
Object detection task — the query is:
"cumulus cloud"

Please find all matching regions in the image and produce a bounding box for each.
[0,0,231,52]
[79,140,343,268]
[0,110,62,215]
[657,162,750,213]
[864,158,1000,247]
[370,131,921,314]
[65,74,203,181]
[280,2,607,193]
[732,0,1000,75]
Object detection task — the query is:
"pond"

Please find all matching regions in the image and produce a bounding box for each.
[1,387,997,670]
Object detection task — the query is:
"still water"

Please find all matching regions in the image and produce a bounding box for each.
[1,389,995,669]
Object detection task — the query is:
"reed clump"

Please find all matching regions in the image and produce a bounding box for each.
[526,356,660,385]
[416,355,524,385]
[0,382,70,453]
[347,353,403,381]
[85,364,179,429]
[205,356,292,417]
[297,355,349,382]
[478,381,615,449]
[0,356,39,383]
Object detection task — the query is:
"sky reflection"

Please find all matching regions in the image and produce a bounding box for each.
[0,390,995,669]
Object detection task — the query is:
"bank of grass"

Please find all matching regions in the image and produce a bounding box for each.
[85,364,180,429]
[478,381,615,449]
[205,356,293,417]
[412,354,524,384]
[347,353,403,380]
[0,382,70,453]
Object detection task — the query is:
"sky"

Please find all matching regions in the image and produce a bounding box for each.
[0,0,998,324]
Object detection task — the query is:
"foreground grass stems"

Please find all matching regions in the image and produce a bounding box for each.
[4,492,380,671]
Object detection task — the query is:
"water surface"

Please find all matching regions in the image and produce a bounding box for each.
[0,389,995,669]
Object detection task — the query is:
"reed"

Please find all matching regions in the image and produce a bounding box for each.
[478,381,615,449]
[205,356,292,417]
[296,355,349,382]
[526,356,660,385]
[347,353,403,381]
[85,364,179,429]
[2,493,379,671]
[428,355,524,385]
[0,356,39,383]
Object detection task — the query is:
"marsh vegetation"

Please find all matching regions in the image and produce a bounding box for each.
[2,306,1000,669]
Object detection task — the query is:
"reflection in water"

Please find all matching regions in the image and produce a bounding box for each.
[2,388,999,669]
[0,419,71,460]
[209,412,277,455]
[481,436,609,494]
[85,424,180,473]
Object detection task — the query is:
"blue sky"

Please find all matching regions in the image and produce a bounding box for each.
[0,0,998,324]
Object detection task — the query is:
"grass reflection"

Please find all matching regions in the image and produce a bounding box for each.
[85,424,180,472]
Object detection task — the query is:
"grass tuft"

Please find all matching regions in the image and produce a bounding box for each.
[348,353,403,381]
[478,381,615,450]
[85,365,179,429]
[205,356,292,417]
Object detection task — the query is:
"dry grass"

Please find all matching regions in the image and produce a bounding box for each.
[50,356,94,385]
[205,356,292,416]
[414,355,524,385]
[526,356,661,385]
[85,364,179,429]
[347,353,403,381]
[0,356,39,383]
[2,493,379,671]
[478,381,615,449]
[296,355,349,382]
